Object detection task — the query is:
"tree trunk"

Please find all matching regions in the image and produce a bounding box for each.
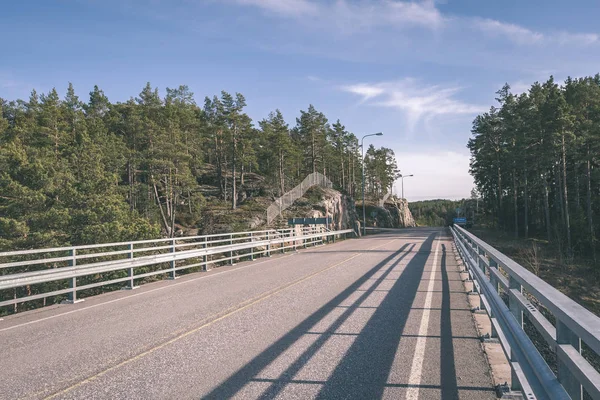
[561,133,572,255]
[279,149,285,195]
[543,173,552,242]
[513,169,518,238]
[311,131,316,174]
[524,168,529,239]
[497,161,502,230]
[586,155,596,262]
[152,178,171,236]
[231,123,237,210]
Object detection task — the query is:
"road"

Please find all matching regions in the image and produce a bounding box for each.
[1,228,495,400]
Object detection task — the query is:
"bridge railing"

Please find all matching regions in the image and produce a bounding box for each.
[452,225,600,400]
[0,227,353,312]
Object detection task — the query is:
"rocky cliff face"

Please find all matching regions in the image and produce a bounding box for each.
[306,188,359,231]
[388,198,416,228]
[360,197,416,229]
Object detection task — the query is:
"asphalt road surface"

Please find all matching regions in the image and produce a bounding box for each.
[1,228,495,400]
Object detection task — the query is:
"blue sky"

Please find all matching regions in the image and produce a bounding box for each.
[2,0,600,200]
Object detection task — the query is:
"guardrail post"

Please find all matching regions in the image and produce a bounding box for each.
[507,274,524,392]
[509,275,523,327]
[478,247,486,274]
[249,233,254,261]
[489,259,498,293]
[125,243,138,290]
[488,258,499,338]
[293,229,298,252]
[64,249,82,304]
[203,237,209,271]
[230,234,234,265]
[169,239,177,280]
[267,231,271,257]
[557,320,583,400]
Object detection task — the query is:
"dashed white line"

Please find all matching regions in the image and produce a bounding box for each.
[406,232,441,400]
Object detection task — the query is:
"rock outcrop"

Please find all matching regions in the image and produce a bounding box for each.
[359,197,416,229]
[307,188,359,231]
[387,198,416,228]
[276,187,359,231]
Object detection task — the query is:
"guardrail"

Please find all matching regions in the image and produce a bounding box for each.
[0,227,354,312]
[451,225,600,400]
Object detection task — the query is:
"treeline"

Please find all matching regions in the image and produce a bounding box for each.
[410,198,477,227]
[468,75,600,262]
[0,83,397,250]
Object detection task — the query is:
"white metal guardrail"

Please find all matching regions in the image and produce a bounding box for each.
[452,225,600,400]
[0,227,354,311]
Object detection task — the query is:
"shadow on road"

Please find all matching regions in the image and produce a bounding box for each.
[440,243,459,400]
[203,233,437,400]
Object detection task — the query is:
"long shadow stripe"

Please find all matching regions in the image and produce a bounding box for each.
[202,242,412,400]
[440,243,459,399]
[258,243,417,399]
[315,233,437,400]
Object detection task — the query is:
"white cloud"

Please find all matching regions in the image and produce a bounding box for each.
[474,18,543,45]
[343,83,385,100]
[394,150,473,201]
[235,0,318,16]
[342,78,485,131]
[235,0,445,31]
[331,0,445,31]
[554,31,599,46]
[474,18,599,47]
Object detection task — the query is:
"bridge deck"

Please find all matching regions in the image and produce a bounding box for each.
[1,228,495,400]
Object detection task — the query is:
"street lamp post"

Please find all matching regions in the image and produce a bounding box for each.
[361,132,383,236]
[399,174,414,200]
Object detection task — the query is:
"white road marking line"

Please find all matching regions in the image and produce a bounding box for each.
[406,232,441,400]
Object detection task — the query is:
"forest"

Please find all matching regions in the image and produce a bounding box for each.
[410,196,479,227]
[468,75,600,264]
[0,83,398,251]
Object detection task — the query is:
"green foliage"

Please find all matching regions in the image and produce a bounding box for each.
[410,199,474,227]
[0,84,398,251]
[469,75,600,262]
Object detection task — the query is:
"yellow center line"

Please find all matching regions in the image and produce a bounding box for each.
[42,238,399,400]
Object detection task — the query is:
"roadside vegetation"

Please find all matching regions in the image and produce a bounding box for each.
[466,74,600,317]
[410,198,478,227]
[0,83,398,251]
[468,75,600,267]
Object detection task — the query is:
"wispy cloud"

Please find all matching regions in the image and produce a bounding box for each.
[234,1,597,48]
[331,0,445,31]
[474,18,543,45]
[554,31,599,46]
[474,18,599,46]
[235,0,445,31]
[235,0,318,17]
[342,78,484,130]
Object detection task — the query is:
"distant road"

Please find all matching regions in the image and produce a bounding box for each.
[1,228,495,400]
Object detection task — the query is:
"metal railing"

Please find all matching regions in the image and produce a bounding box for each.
[266,172,333,224]
[452,225,600,400]
[0,227,354,312]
